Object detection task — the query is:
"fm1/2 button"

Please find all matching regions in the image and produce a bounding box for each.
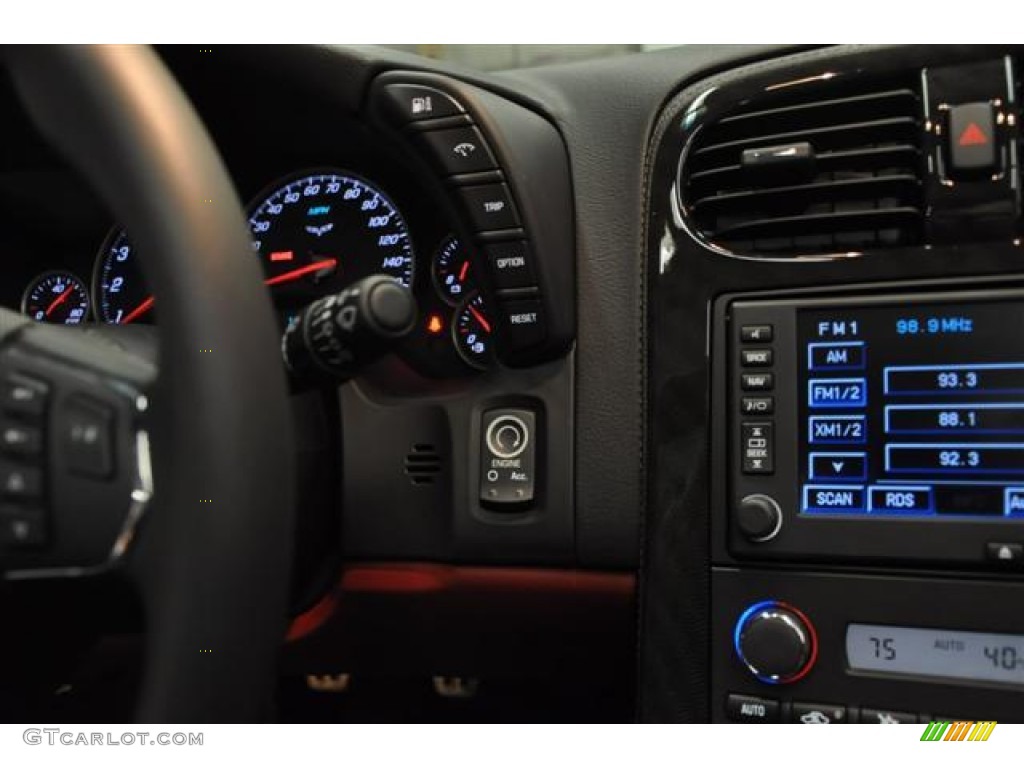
[480,409,536,509]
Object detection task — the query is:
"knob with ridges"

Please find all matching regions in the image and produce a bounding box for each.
[734,600,818,684]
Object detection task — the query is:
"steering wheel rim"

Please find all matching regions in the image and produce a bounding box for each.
[3,45,295,722]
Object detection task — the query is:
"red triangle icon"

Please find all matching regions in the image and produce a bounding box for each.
[958,121,988,147]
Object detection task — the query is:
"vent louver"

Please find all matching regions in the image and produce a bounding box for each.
[682,80,925,256]
[404,444,442,485]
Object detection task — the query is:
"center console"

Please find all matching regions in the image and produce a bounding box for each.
[641,44,1024,723]
[711,286,1024,723]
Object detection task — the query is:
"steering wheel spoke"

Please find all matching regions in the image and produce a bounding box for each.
[0,309,155,578]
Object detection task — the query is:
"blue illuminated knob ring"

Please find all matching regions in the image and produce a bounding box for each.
[733,600,818,684]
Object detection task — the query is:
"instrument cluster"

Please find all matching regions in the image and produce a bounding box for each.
[11,167,495,376]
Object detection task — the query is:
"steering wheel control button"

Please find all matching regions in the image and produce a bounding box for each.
[734,601,818,685]
[485,241,536,291]
[498,299,547,351]
[458,184,521,231]
[2,374,49,418]
[380,84,465,124]
[0,422,42,459]
[0,462,42,500]
[0,505,46,548]
[60,396,114,480]
[725,694,781,723]
[419,126,498,176]
[736,494,783,542]
[480,408,536,509]
[792,702,847,724]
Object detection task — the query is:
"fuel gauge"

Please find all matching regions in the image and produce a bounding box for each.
[453,292,495,370]
[432,235,476,306]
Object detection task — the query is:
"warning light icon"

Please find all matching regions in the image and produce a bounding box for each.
[958,121,988,147]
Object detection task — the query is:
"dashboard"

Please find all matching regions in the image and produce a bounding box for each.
[6,44,1024,724]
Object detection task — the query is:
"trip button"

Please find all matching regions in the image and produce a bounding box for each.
[741,349,773,367]
[725,694,780,723]
[792,702,847,724]
[419,126,498,176]
[2,374,49,418]
[458,184,521,232]
[379,84,465,123]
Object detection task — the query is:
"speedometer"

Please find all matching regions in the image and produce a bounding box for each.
[93,169,415,324]
[248,171,415,310]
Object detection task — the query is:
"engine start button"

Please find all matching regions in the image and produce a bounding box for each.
[485,415,530,459]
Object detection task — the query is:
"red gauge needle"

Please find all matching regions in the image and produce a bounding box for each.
[121,295,155,325]
[458,261,470,282]
[45,285,75,318]
[121,257,339,324]
[263,258,338,287]
[468,304,492,334]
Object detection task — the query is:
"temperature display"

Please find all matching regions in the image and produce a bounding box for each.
[847,623,1024,687]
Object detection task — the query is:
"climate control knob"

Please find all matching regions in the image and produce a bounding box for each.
[736,494,783,542]
[734,601,817,684]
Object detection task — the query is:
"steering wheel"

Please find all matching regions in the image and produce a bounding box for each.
[0,46,295,721]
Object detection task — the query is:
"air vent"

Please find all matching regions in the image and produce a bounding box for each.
[682,80,925,256]
[404,443,442,485]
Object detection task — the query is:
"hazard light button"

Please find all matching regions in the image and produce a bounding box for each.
[947,102,997,177]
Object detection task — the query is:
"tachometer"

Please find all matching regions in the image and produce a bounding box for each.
[249,171,415,310]
[93,229,150,324]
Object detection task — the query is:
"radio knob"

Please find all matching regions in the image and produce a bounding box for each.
[736,494,783,541]
[734,601,818,684]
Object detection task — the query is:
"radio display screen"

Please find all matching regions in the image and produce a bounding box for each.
[798,300,1024,519]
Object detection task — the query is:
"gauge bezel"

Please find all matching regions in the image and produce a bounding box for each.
[21,269,91,325]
